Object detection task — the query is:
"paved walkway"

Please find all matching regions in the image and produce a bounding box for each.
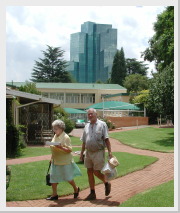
[6,127,174,207]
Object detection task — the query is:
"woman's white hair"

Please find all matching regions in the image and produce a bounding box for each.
[52,119,65,130]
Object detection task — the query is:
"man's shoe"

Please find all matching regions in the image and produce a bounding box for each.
[105,182,111,196]
[46,195,58,200]
[83,193,96,201]
[74,187,80,198]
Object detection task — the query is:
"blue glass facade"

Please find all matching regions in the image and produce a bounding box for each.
[68,21,117,83]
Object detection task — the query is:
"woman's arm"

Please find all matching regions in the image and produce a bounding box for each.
[55,144,72,153]
[55,136,72,153]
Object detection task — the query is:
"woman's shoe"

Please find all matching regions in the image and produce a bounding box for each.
[74,187,80,198]
[46,195,58,200]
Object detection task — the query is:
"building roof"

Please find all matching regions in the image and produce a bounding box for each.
[6,88,61,105]
[6,82,126,90]
[86,101,141,110]
[104,93,130,98]
[64,108,87,114]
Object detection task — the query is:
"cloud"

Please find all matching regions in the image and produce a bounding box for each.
[6,6,165,81]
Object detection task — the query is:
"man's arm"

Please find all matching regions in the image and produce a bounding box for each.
[105,138,113,158]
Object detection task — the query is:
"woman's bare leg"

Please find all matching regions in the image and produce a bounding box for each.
[68,180,78,193]
[51,183,58,196]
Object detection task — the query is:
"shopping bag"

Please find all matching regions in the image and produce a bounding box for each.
[101,161,118,181]
[101,162,113,174]
[104,167,117,181]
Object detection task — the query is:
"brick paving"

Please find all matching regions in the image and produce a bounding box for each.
[6,126,174,207]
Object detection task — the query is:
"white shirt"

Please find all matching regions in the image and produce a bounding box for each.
[81,119,109,152]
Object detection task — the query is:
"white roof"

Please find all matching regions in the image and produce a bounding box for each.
[6,88,61,105]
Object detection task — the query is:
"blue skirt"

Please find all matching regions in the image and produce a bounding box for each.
[50,162,82,183]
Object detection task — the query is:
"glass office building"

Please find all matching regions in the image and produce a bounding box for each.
[68,21,117,83]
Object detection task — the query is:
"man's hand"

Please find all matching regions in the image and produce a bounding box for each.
[80,153,84,162]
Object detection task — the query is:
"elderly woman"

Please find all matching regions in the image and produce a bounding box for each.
[46,119,82,200]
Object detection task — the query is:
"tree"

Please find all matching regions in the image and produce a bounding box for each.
[141,6,174,123]
[147,62,174,121]
[126,58,148,76]
[31,45,72,82]
[111,47,126,85]
[19,81,41,95]
[123,74,149,93]
[141,6,174,72]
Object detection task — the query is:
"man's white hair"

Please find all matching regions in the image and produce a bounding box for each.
[87,108,97,114]
[52,119,65,130]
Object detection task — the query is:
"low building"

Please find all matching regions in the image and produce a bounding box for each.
[6,82,128,109]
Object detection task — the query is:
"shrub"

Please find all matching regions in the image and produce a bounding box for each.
[100,117,116,130]
[18,125,27,149]
[62,117,75,134]
[6,166,11,189]
[6,124,21,158]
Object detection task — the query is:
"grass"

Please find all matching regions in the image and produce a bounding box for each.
[6,152,157,201]
[110,127,174,152]
[7,136,82,159]
[119,180,174,207]
[69,136,82,146]
[7,147,81,159]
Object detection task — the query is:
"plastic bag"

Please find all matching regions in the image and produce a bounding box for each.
[101,162,118,181]
[101,162,113,174]
[104,167,117,181]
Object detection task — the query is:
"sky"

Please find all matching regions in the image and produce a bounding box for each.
[6,6,166,82]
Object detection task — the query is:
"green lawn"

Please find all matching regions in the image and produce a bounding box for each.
[110,127,174,152]
[70,136,82,146]
[119,180,174,207]
[6,152,157,201]
[8,146,81,159]
[7,136,82,159]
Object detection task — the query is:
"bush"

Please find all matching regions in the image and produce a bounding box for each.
[18,125,27,149]
[6,166,11,189]
[53,107,68,120]
[100,117,116,130]
[6,124,21,158]
[62,118,75,134]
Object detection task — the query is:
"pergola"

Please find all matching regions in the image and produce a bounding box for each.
[6,88,61,143]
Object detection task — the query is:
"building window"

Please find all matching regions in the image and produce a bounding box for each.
[66,93,80,103]
[81,94,95,104]
[42,93,64,101]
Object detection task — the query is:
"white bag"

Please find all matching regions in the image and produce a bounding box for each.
[101,162,113,174]
[105,167,117,181]
[101,162,118,181]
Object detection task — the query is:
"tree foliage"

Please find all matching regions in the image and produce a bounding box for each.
[126,58,148,76]
[123,74,149,93]
[147,62,174,120]
[141,6,174,122]
[31,45,72,82]
[19,81,41,95]
[132,90,149,108]
[111,47,126,85]
[141,6,174,72]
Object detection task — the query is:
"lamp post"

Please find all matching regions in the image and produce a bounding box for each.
[102,96,104,118]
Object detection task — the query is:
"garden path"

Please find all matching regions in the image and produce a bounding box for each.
[6,127,174,207]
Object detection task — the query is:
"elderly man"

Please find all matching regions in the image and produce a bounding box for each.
[80,108,113,201]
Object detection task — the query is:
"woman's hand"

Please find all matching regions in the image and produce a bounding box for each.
[55,144,62,149]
